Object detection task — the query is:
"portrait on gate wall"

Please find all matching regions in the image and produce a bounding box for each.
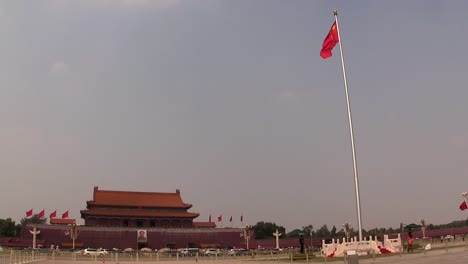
[137,230,147,242]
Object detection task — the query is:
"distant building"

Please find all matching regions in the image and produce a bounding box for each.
[12,186,248,249]
[80,186,212,228]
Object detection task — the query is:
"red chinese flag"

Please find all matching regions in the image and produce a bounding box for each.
[26,209,33,217]
[49,210,57,219]
[38,210,45,219]
[229,216,233,222]
[320,21,339,59]
[62,211,69,219]
[209,214,212,223]
[217,214,222,222]
[460,201,468,211]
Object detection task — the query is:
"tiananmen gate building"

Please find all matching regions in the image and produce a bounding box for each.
[80,187,207,228]
[13,187,246,250]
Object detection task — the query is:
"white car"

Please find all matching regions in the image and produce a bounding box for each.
[204,248,221,256]
[83,248,108,256]
[228,248,247,256]
[180,248,199,256]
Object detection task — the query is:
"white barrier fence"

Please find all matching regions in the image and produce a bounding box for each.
[321,234,402,257]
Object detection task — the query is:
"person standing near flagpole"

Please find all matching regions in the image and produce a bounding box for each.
[320,10,363,241]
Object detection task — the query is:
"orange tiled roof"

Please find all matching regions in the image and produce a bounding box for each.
[81,209,199,218]
[88,187,192,208]
[50,218,76,225]
[193,222,217,228]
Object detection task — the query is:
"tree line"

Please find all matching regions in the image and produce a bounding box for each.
[252,218,468,239]
[0,215,47,237]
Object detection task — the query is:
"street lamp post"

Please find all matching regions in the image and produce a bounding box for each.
[244,225,253,250]
[343,223,351,242]
[420,219,427,239]
[70,223,79,249]
[29,226,40,249]
[310,230,313,250]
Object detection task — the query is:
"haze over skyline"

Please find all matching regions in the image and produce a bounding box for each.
[1,0,468,233]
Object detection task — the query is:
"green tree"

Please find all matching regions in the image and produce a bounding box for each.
[302,225,314,237]
[253,221,285,239]
[314,225,330,238]
[330,226,337,236]
[0,218,21,237]
[445,220,466,228]
[20,215,47,226]
[335,229,344,238]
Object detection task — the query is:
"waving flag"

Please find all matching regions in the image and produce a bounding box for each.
[320,21,339,59]
[50,210,57,219]
[460,201,468,211]
[62,211,69,219]
[26,209,33,217]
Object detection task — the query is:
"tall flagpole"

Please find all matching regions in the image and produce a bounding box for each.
[333,9,363,241]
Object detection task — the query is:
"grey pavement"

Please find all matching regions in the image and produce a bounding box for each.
[4,246,468,264]
[358,246,468,264]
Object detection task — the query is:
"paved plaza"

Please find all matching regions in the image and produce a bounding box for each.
[8,247,466,264]
[3,244,468,264]
[351,246,468,264]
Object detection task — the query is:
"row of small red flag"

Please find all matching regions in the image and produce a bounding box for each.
[26,209,69,219]
[208,214,243,223]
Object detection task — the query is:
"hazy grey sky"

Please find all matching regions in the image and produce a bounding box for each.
[1,0,468,233]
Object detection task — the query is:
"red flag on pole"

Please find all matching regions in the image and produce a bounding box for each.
[320,21,339,59]
[229,216,233,222]
[240,215,243,222]
[26,209,33,217]
[460,201,468,211]
[50,210,57,219]
[38,210,45,219]
[217,214,222,222]
[209,214,212,223]
[62,211,69,219]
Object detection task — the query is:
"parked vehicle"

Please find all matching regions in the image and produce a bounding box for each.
[180,248,199,256]
[228,248,247,256]
[83,248,108,256]
[158,248,178,256]
[122,248,136,255]
[204,248,221,256]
